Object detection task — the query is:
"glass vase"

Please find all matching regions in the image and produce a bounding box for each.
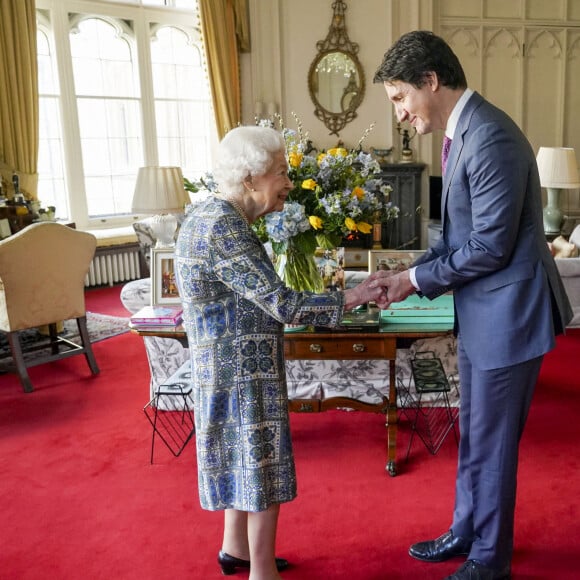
[276,247,324,292]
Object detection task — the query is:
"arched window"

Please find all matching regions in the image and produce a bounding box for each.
[151,25,212,176]
[70,15,142,217]
[36,0,215,229]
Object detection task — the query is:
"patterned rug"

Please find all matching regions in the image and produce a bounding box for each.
[0,312,130,365]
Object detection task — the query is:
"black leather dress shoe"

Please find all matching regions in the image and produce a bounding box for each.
[409,530,471,562]
[217,550,289,575]
[444,559,511,579]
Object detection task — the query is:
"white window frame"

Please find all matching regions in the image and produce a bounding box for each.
[36,0,217,230]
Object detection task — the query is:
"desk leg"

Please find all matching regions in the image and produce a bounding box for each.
[386,358,398,476]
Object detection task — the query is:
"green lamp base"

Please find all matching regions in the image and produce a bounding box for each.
[543,187,563,234]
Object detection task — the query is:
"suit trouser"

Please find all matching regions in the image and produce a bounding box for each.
[451,336,543,569]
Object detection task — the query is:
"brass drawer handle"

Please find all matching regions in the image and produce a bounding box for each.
[353,343,366,353]
[309,343,322,353]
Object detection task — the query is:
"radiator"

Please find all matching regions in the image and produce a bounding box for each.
[85,244,142,287]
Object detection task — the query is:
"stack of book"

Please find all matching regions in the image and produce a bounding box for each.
[129,304,183,330]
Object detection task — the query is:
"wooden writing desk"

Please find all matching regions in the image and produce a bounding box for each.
[131,315,453,477]
[283,324,453,476]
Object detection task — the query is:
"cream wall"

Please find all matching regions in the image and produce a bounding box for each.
[243,0,580,164]
[242,0,437,246]
[243,0,434,161]
[241,0,580,242]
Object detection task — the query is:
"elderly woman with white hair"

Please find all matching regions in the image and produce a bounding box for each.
[175,125,382,579]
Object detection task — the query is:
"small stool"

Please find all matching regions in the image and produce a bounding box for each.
[399,351,459,461]
[143,363,195,463]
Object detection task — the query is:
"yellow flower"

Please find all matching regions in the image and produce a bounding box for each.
[351,186,365,200]
[302,178,317,190]
[316,147,347,165]
[309,215,323,230]
[357,221,373,234]
[289,151,303,168]
[343,218,372,234]
[344,217,357,231]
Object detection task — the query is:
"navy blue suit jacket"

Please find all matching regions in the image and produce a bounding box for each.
[415,92,572,370]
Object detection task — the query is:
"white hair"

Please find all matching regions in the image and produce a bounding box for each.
[213,126,286,195]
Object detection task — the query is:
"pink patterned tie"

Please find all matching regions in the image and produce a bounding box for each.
[441,135,452,174]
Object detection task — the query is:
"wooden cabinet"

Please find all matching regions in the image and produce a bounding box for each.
[378,163,425,250]
[0,205,34,236]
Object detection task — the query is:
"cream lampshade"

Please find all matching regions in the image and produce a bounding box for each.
[131,166,190,247]
[536,147,580,234]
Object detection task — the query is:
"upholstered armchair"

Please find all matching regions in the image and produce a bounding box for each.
[552,224,580,327]
[0,222,100,392]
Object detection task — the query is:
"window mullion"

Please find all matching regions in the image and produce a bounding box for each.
[51,2,90,229]
[135,14,158,167]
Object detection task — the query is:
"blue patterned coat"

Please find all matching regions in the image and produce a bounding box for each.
[175,197,345,512]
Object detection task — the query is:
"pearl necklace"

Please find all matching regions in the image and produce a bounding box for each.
[225,197,250,225]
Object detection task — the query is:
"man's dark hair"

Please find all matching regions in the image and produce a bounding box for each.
[373,30,467,89]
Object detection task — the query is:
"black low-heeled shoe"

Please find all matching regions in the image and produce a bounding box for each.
[217,550,289,575]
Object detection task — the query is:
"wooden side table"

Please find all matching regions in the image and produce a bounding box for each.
[284,330,396,473]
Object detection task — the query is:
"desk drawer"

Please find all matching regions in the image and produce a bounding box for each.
[285,336,395,360]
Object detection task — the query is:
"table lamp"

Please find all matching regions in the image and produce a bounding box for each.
[131,166,190,247]
[536,147,580,234]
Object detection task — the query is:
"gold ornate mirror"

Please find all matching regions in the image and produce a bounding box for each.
[308,0,364,136]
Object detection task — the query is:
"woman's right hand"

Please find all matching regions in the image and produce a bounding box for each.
[343,275,391,310]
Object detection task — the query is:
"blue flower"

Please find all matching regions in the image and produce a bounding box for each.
[264,201,311,243]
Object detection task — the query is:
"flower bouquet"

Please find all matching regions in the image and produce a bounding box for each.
[253,115,399,291]
[184,115,400,292]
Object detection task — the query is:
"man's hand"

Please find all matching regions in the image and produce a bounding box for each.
[369,269,415,309]
[343,276,388,310]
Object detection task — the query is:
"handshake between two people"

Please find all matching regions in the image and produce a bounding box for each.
[344,269,416,311]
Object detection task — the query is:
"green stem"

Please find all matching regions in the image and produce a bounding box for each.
[277,249,324,292]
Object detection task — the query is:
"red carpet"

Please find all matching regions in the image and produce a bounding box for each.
[0,285,578,579]
[83,284,133,318]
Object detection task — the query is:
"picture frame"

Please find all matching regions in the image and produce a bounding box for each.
[368,250,425,273]
[314,246,346,291]
[150,248,181,305]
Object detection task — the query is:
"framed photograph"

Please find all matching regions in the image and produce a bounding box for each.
[314,246,346,291]
[151,248,181,305]
[368,250,425,273]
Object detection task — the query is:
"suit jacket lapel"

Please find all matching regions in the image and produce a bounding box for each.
[441,92,484,233]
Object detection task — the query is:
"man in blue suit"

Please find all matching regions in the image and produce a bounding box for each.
[371,31,573,580]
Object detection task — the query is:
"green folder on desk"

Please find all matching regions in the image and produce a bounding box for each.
[380,293,454,325]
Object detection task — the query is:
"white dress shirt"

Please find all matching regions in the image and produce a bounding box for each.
[408,88,474,291]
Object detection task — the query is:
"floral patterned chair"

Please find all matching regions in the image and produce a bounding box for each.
[132,214,187,277]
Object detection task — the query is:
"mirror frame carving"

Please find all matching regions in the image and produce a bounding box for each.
[307,0,365,136]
